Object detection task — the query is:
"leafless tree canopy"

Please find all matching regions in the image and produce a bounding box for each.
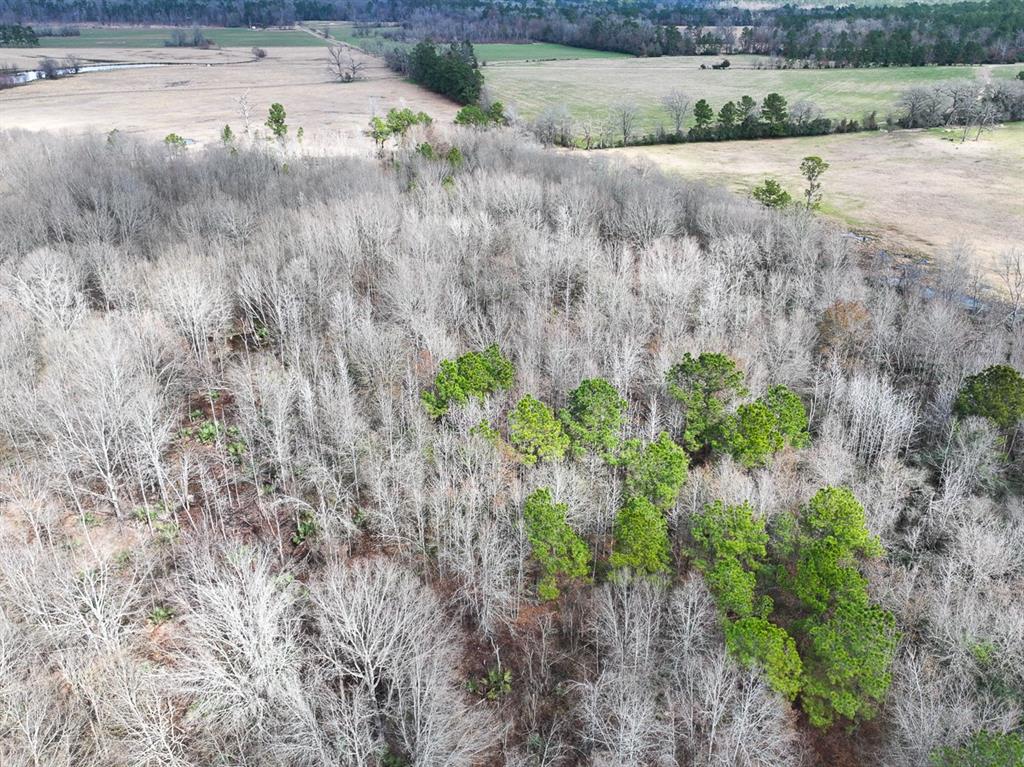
[327,44,367,82]
[660,89,691,134]
[0,127,1021,766]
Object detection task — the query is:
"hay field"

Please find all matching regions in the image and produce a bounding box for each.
[0,45,459,152]
[35,25,329,47]
[319,22,629,63]
[600,124,1024,273]
[485,56,1020,131]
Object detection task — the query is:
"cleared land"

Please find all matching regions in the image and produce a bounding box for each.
[0,45,458,151]
[485,56,1020,131]
[475,43,629,63]
[35,25,328,47]
[318,22,628,62]
[600,124,1024,272]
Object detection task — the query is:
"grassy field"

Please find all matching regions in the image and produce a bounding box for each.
[315,22,405,50]
[35,26,328,48]
[485,57,1021,131]
[315,22,627,62]
[0,46,456,150]
[475,43,629,63]
[600,123,1024,273]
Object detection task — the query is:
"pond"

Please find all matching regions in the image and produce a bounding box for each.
[2,61,174,86]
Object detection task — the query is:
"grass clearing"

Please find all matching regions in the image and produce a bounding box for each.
[486,57,1020,131]
[35,25,328,48]
[474,42,630,63]
[600,123,1024,272]
[318,23,626,63]
[0,46,457,150]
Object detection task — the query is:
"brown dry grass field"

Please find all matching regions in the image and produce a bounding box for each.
[598,124,1024,276]
[0,45,459,152]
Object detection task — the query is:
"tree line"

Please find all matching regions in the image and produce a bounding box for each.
[532,91,877,150]
[0,22,37,45]
[898,79,1024,137]
[8,0,1022,66]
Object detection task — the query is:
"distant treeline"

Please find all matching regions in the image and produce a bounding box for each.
[4,0,1022,66]
[397,0,1023,64]
[0,0,318,27]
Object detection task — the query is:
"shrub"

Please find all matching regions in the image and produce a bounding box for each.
[266,102,287,140]
[620,432,688,511]
[610,496,671,577]
[368,107,433,148]
[509,395,569,465]
[523,488,591,600]
[666,352,748,453]
[251,46,267,59]
[725,617,803,700]
[164,27,211,48]
[164,133,187,148]
[421,344,515,418]
[954,364,1024,429]
[454,101,507,127]
[560,378,627,458]
[751,177,792,208]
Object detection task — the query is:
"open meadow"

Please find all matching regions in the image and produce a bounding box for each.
[318,21,629,62]
[34,24,329,47]
[0,43,458,151]
[485,56,1021,130]
[600,123,1024,274]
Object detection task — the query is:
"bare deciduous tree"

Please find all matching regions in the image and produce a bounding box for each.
[327,45,367,82]
[661,89,691,135]
[611,100,639,144]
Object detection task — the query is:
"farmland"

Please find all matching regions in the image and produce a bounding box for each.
[319,22,628,63]
[600,123,1024,273]
[475,43,630,63]
[485,56,1020,131]
[0,45,457,150]
[34,25,329,47]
